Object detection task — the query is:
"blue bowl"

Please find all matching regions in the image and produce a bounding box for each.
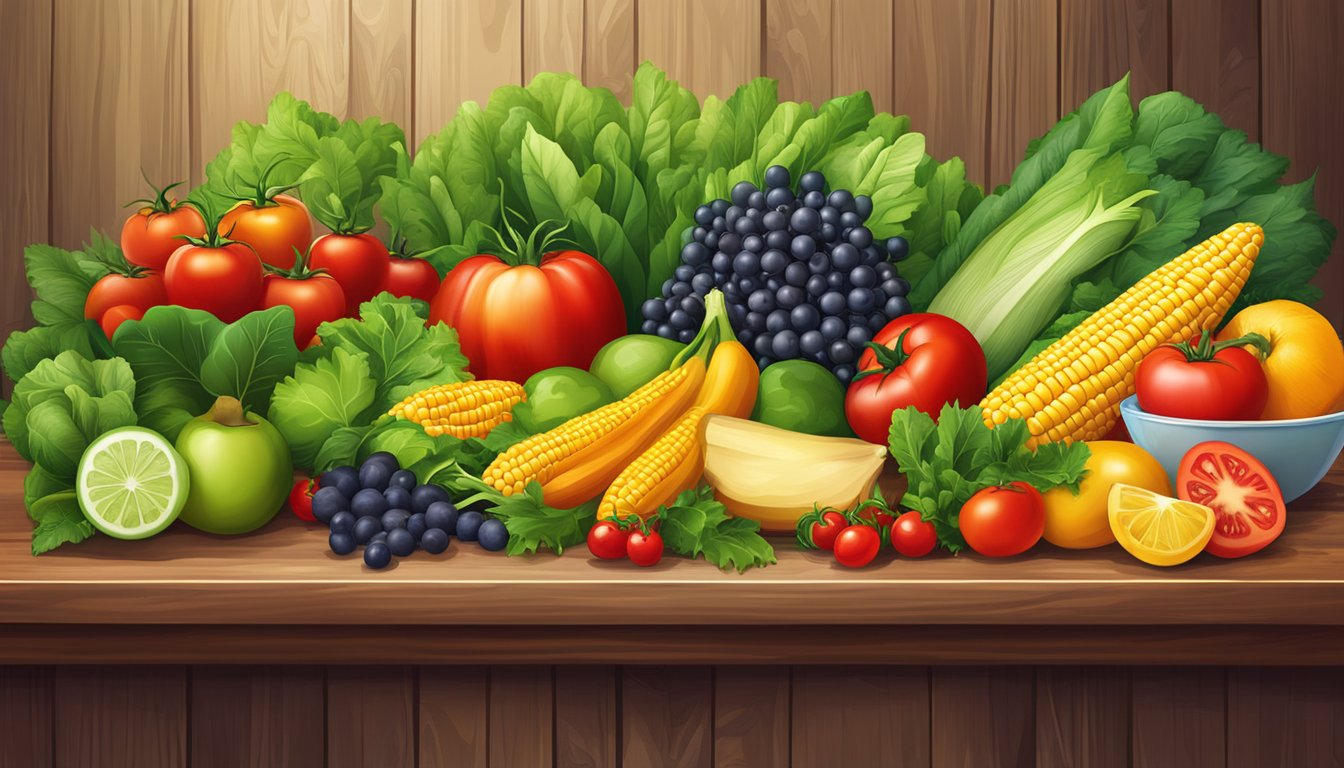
[1119,395,1344,502]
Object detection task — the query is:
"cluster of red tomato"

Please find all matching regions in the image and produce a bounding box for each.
[586,517,665,567]
[86,183,442,347]
[800,501,939,568]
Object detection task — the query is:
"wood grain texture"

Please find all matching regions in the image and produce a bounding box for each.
[52,666,187,768]
[931,667,1033,768]
[189,666,324,768]
[0,666,52,768]
[489,666,553,767]
[1035,667,1130,768]
[419,666,489,768]
[1262,0,1344,333]
[893,0,992,185]
[525,0,585,82]
[765,0,831,105]
[1130,667,1225,768]
[326,666,415,768]
[414,0,523,145]
[987,0,1057,189]
[0,0,50,393]
[713,666,790,768]
[792,666,929,767]
[585,0,636,103]
[190,0,350,186]
[1060,0,1170,111]
[1227,666,1344,768]
[554,666,618,768]
[621,665,712,768]
[832,0,893,113]
[50,0,189,249]
[1171,0,1259,139]
[349,0,412,128]
[637,0,762,99]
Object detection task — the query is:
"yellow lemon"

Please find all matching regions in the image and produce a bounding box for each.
[1043,441,1170,549]
[1107,483,1214,567]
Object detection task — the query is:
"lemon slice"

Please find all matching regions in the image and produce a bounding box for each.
[1107,483,1214,567]
[76,427,189,540]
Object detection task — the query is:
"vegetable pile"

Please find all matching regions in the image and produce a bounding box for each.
[0,63,1338,573]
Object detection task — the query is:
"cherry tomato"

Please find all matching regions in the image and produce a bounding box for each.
[219,193,313,270]
[845,314,988,444]
[260,252,347,348]
[288,477,318,522]
[1136,330,1269,421]
[85,269,168,321]
[100,305,144,340]
[587,520,630,560]
[1177,441,1286,558]
[164,242,264,323]
[626,529,664,567]
[810,510,850,551]
[383,254,441,302]
[891,511,937,557]
[833,525,881,568]
[959,482,1045,557]
[309,233,391,315]
[120,180,206,269]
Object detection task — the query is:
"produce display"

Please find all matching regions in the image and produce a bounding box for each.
[1,64,1340,578]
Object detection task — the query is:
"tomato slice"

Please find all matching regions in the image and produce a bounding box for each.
[1176,441,1286,558]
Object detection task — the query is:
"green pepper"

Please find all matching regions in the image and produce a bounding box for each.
[751,360,853,437]
[514,366,615,434]
[588,334,685,399]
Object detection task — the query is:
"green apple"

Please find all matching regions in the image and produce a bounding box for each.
[175,396,293,535]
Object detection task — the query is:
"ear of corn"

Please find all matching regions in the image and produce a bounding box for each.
[483,356,706,508]
[981,222,1263,446]
[388,379,525,439]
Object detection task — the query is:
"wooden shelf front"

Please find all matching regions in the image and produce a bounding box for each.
[1,440,1342,664]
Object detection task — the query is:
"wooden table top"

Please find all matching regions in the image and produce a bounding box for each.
[1,440,1342,629]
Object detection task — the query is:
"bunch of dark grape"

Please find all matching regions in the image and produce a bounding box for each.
[313,451,508,570]
[640,165,911,384]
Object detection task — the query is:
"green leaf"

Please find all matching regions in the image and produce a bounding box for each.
[301,137,364,231]
[25,243,112,327]
[268,347,377,470]
[659,486,775,572]
[2,323,97,386]
[28,491,94,555]
[112,305,223,430]
[199,306,299,414]
[468,481,597,556]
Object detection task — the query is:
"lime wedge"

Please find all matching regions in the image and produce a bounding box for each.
[76,427,189,540]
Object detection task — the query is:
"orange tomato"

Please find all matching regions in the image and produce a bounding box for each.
[1217,301,1344,420]
[219,193,313,270]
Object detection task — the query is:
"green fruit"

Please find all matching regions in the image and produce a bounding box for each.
[175,396,293,535]
[514,366,615,433]
[75,427,189,540]
[752,360,853,437]
[589,334,684,399]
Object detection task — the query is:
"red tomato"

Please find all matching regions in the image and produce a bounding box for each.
[959,482,1045,557]
[100,305,144,340]
[85,269,168,321]
[587,520,630,560]
[1136,331,1269,421]
[120,180,205,269]
[383,255,441,302]
[309,233,391,315]
[431,247,625,382]
[808,510,850,551]
[1177,441,1286,558]
[833,525,881,568]
[891,511,937,557]
[626,529,664,567]
[219,193,313,270]
[845,314,988,444]
[288,477,318,522]
[164,242,264,323]
[260,253,347,348]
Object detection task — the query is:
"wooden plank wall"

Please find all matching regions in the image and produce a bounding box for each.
[1,0,1342,354]
[1,664,1342,767]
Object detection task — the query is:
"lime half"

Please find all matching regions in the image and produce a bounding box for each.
[76,427,189,540]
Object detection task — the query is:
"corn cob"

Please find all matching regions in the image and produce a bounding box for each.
[388,379,525,439]
[483,357,706,508]
[981,222,1262,447]
[597,406,706,521]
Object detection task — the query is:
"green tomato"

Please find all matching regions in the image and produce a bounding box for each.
[589,334,684,399]
[175,396,293,535]
[751,360,854,437]
[514,367,615,433]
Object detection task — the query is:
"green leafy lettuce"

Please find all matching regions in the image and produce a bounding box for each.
[659,485,775,572]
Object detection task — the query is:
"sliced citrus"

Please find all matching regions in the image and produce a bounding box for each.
[76,427,189,540]
[1107,483,1215,567]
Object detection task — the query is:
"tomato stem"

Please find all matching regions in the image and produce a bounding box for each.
[851,329,913,383]
[123,172,189,215]
[1166,329,1272,362]
[264,247,331,281]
